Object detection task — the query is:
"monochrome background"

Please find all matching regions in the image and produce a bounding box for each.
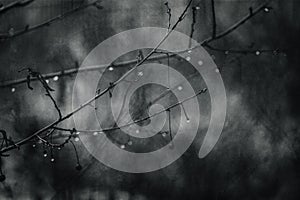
[0,0,299,199]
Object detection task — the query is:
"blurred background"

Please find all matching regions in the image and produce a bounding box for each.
[0,0,299,199]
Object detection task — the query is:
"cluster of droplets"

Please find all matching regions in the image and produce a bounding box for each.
[30,129,83,171]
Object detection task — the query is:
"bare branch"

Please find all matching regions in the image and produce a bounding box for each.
[19,68,62,119]
[0,0,194,154]
[45,91,62,120]
[31,85,207,151]
[0,157,5,182]
[0,0,278,161]
[210,0,217,38]
[0,130,18,157]
[0,55,175,88]
[0,0,275,89]
[164,1,172,30]
[189,6,197,48]
[167,109,174,148]
[53,87,207,136]
[36,128,77,148]
[0,0,102,40]
[70,141,82,170]
[204,43,284,55]
[204,0,273,44]
[0,0,34,14]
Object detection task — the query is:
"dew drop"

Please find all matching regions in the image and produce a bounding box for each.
[53,76,59,81]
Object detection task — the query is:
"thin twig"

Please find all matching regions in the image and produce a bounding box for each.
[0,0,274,89]
[210,0,217,38]
[204,0,272,43]
[164,2,172,30]
[0,0,194,154]
[70,141,80,164]
[34,86,207,149]
[19,68,62,119]
[189,6,197,48]
[36,128,76,148]
[0,55,176,88]
[167,109,174,148]
[45,90,62,120]
[50,72,199,142]
[205,43,283,55]
[52,88,207,135]
[0,0,102,40]
[0,0,275,154]
[0,0,34,14]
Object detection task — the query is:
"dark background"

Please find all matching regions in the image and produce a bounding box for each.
[0,0,300,199]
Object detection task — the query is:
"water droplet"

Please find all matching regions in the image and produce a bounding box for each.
[215,68,220,73]
[178,86,183,91]
[53,76,59,81]
[74,137,80,142]
[45,79,49,84]
[120,144,126,149]
[198,60,203,66]
[186,56,191,61]
[8,27,14,36]
[108,66,114,71]
[264,7,269,12]
[255,51,261,56]
[93,132,98,136]
[11,88,16,93]
[51,158,55,162]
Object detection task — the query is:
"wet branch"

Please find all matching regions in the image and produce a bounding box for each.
[0,0,103,40]
[0,0,194,154]
[210,0,217,38]
[18,68,62,119]
[0,0,34,14]
[204,0,273,43]
[0,0,275,89]
[164,1,172,30]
